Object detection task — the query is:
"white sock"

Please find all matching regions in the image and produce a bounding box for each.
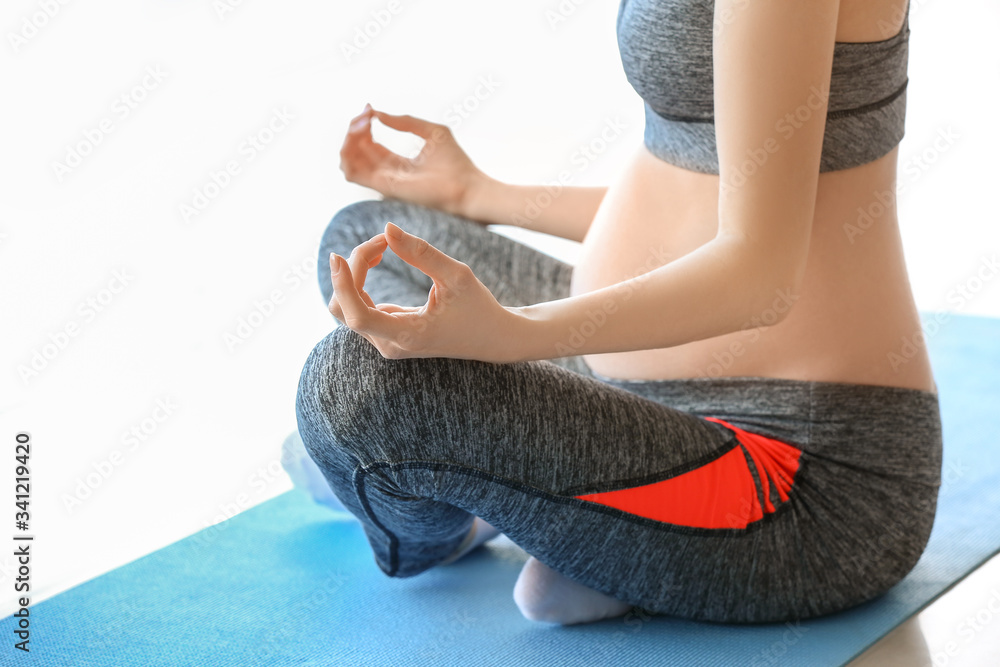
[281,430,346,513]
[513,556,635,625]
[440,517,502,565]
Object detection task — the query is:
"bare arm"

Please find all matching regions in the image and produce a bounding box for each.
[459,174,606,244]
[503,0,839,362]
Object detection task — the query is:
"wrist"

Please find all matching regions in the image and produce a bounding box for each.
[501,303,555,364]
[456,170,499,222]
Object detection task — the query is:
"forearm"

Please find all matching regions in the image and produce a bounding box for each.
[505,234,801,362]
[459,173,606,243]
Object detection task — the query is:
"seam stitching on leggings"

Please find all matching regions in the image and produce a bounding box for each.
[362,459,796,538]
[739,442,769,515]
[559,428,739,496]
[353,467,401,577]
[808,383,815,452]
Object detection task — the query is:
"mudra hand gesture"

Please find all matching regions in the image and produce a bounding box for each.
[327,221,523,363]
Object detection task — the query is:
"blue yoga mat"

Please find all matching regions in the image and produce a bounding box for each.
[4,313,999,666]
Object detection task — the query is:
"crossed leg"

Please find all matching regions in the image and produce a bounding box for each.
[302,198,732,623]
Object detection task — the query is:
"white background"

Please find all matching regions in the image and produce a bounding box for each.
[1,0,998,663]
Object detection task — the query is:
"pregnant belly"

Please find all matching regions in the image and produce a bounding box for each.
[569,145,751,380]
[569,144,936,392]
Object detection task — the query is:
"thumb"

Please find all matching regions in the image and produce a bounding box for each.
[384,222,466,284]
[371,110,445,141]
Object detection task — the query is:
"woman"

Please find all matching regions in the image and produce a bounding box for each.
[294,0,941,625]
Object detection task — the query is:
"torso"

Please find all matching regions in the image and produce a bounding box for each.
[571,0,936,395]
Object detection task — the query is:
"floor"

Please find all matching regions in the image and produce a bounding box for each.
[0,0,997,663]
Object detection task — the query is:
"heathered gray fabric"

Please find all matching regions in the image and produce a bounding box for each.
[295,199,942,623]
[617,0,911,173]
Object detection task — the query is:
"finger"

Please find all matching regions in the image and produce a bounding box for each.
[375,303,420,314]
[370,110,445,141]
[329,289,374,322]
[347,233,388,292]
[342,107,419,180]
[341,107,385,155]
[340,126,409,187]
[347,234,387,308]
[340,124,394,176]
[383,221,469,285]
[329,302,379,348]
[328,283,374,319]
[330,253,402,338]
[334,298,420,331]
[347,106,372,132]
[334,296,421,354]
[328,296,345,325]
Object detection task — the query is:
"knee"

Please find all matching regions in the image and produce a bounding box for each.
[320,198,421,261]
[294,326,406,460]
[322,199,395,248]
[317,199,395,304]
[295,327,368,446]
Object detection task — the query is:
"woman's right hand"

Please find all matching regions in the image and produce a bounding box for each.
[339,103,488,219]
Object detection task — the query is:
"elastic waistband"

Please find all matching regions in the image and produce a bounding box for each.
[589,369,936,399]
[590,372,941,478]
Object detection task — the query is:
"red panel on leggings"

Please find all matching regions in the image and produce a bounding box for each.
[573,417,802,529]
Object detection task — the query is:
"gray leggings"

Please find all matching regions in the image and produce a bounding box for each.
[294,198,943,623]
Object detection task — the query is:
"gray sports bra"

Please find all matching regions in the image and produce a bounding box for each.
[617,0,910,173]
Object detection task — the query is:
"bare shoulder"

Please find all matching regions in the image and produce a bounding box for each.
[835,0,909,43]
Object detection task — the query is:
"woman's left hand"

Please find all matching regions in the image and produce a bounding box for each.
[327,221,524,363]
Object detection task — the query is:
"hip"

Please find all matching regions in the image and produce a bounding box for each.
[582,371,943,621]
